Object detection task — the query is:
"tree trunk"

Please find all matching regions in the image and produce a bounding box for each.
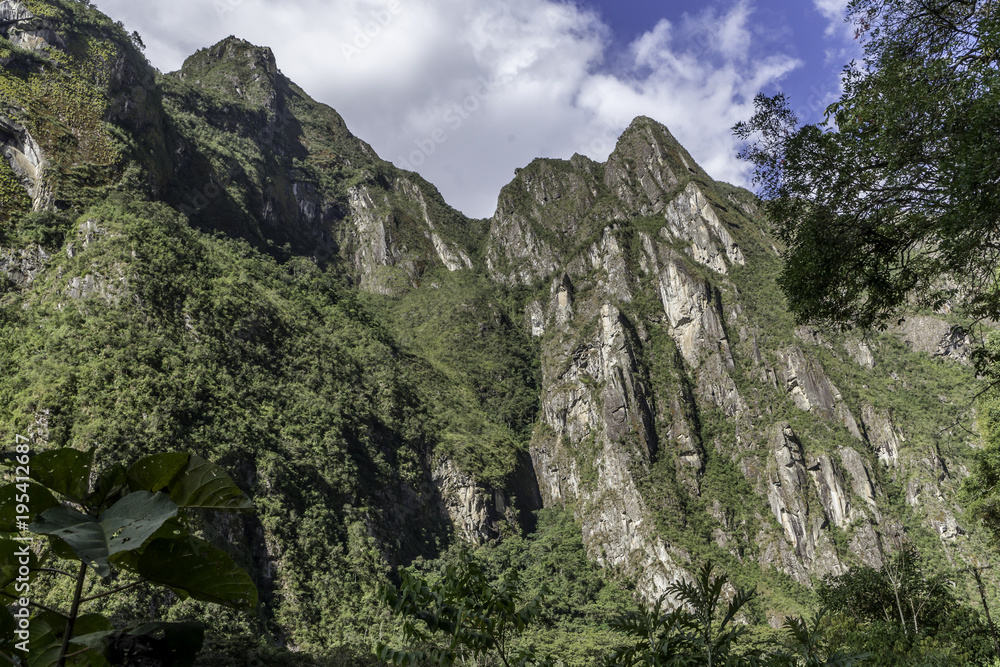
[973,568,1000,659]
[57,562,88,667]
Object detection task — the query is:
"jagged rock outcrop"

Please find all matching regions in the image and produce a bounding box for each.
[432,459,511,545]
[808,454,854,529]
[640,236,733,367]
[1,244,48,287]
[580,226,632,303]
[861,404,904,467]
[930,510,966,541]
[779,346,862,438]
[603,120,681,215]
[538,304,654,451]
[749,425,888,581]
[485,157,600,285]
[0,1,62,53]
[838,446,880,519]
[664,182,745,274]
[178,38,281,108]
[0,115,48,210]
[894,315,973,364]
[0,0,32,23]
[164,37,476,289]
[486,206,559,286]
[532,300,690,601]
[344,185,403,294]
[492,113,960,602]
[761,425,844,581]
[845,338,877,369]
[396,178,473,272]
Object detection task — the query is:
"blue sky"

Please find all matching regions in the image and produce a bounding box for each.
[590,0,854,119]
[92,0,857,218]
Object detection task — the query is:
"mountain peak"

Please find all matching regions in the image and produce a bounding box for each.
[601,115,709,216]
[615,115,690,165]
[192,36,277,72]
[176,36,280,105]
[624,115,670,132]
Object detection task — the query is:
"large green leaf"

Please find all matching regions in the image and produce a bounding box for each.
[0,482,60,532]
[168,455,254,512]
[30,492,178,577]
[86,464,127,515]
[44,534,80,563]
[31,507,109,576]
[29,448,95,503]
[101,492,179,555]
[28,611,111,667]
[127,452,253,512]
[126,453,190,494]
[137,535,258,611]
[66,628,116,652]
[110,516,189,573]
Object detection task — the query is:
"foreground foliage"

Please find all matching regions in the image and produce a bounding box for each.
[605,560,756,667]
[605,561,866,667]
[379,551,1000,666]
[377,554,551,667]
[964,331,1000,542]
[736,3,1000,644]
[817,545,996,666]
[379,556,875,667]
[0,447,256,666]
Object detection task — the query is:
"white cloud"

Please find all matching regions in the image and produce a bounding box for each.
[94,0,802,217]
[813,0,852,37]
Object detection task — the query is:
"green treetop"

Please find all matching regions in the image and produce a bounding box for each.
[734,0,1000,331]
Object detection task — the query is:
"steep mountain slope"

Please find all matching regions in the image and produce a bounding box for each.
[160,37,481,291]
[0,0,994,661]
[485,118,987,616]
[0,2,532,656]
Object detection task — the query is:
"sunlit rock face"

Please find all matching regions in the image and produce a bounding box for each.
[476,112,982,607]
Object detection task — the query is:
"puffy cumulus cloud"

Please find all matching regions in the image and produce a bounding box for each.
[93,0,800,217]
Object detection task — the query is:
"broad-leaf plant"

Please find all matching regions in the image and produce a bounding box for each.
[1,448,257,666]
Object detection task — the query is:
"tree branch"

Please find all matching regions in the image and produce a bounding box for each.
[79,579,147,604]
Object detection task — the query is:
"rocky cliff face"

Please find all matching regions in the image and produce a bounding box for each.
[0,0,171,217]
[161,37,477,293]
[0,113,47,211]
[473,116,988,614]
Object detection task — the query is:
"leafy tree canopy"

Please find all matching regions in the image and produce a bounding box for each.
[734,0,1000,331]
[376,553,552,667]
[817,544,995,665]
